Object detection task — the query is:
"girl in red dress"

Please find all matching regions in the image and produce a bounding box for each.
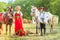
[15,6,26,36]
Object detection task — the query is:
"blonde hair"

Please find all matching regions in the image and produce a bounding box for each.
[15,6,21,11]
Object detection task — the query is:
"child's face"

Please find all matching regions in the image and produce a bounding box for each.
[16,8,20,11]
[16,7,21,11]
[40,9,44,13]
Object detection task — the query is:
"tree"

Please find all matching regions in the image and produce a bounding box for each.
[12,0,42,20]
[7,0,60,21]
[0,2,7,12]
[50,0,60,21]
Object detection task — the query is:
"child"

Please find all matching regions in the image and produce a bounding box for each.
[14,6,26,36]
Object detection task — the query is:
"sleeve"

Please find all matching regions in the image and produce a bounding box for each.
[20,12,23,16]
[13,11,16,16]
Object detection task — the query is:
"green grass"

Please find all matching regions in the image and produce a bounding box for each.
[0,23,60,40]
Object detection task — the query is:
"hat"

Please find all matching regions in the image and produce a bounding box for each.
[40,7,46,10]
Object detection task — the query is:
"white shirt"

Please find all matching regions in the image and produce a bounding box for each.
[38,11,48,23]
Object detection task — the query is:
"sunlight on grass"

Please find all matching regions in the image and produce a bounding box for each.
[0,23,60,40]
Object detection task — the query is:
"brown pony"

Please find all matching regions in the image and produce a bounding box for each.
[3,6,13,35]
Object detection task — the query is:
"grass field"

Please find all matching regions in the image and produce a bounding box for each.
[0,23,60,40]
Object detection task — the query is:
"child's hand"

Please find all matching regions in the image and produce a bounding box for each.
[43,22,46,24]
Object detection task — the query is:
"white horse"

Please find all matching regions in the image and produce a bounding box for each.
[31,6,59,33]
[31,6,40,34]
[46,12,59,32]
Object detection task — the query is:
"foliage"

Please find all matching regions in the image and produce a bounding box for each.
[0,2,7,12]
[0,0,60,21]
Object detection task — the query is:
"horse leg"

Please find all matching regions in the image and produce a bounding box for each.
[36,25,38,34]
[52,24,55,31]
[50,25,52,32]
[9,25,11,36]
[50,24,54,32]
[6,24,8,35]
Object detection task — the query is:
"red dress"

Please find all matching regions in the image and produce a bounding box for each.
[15,13,26,36]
